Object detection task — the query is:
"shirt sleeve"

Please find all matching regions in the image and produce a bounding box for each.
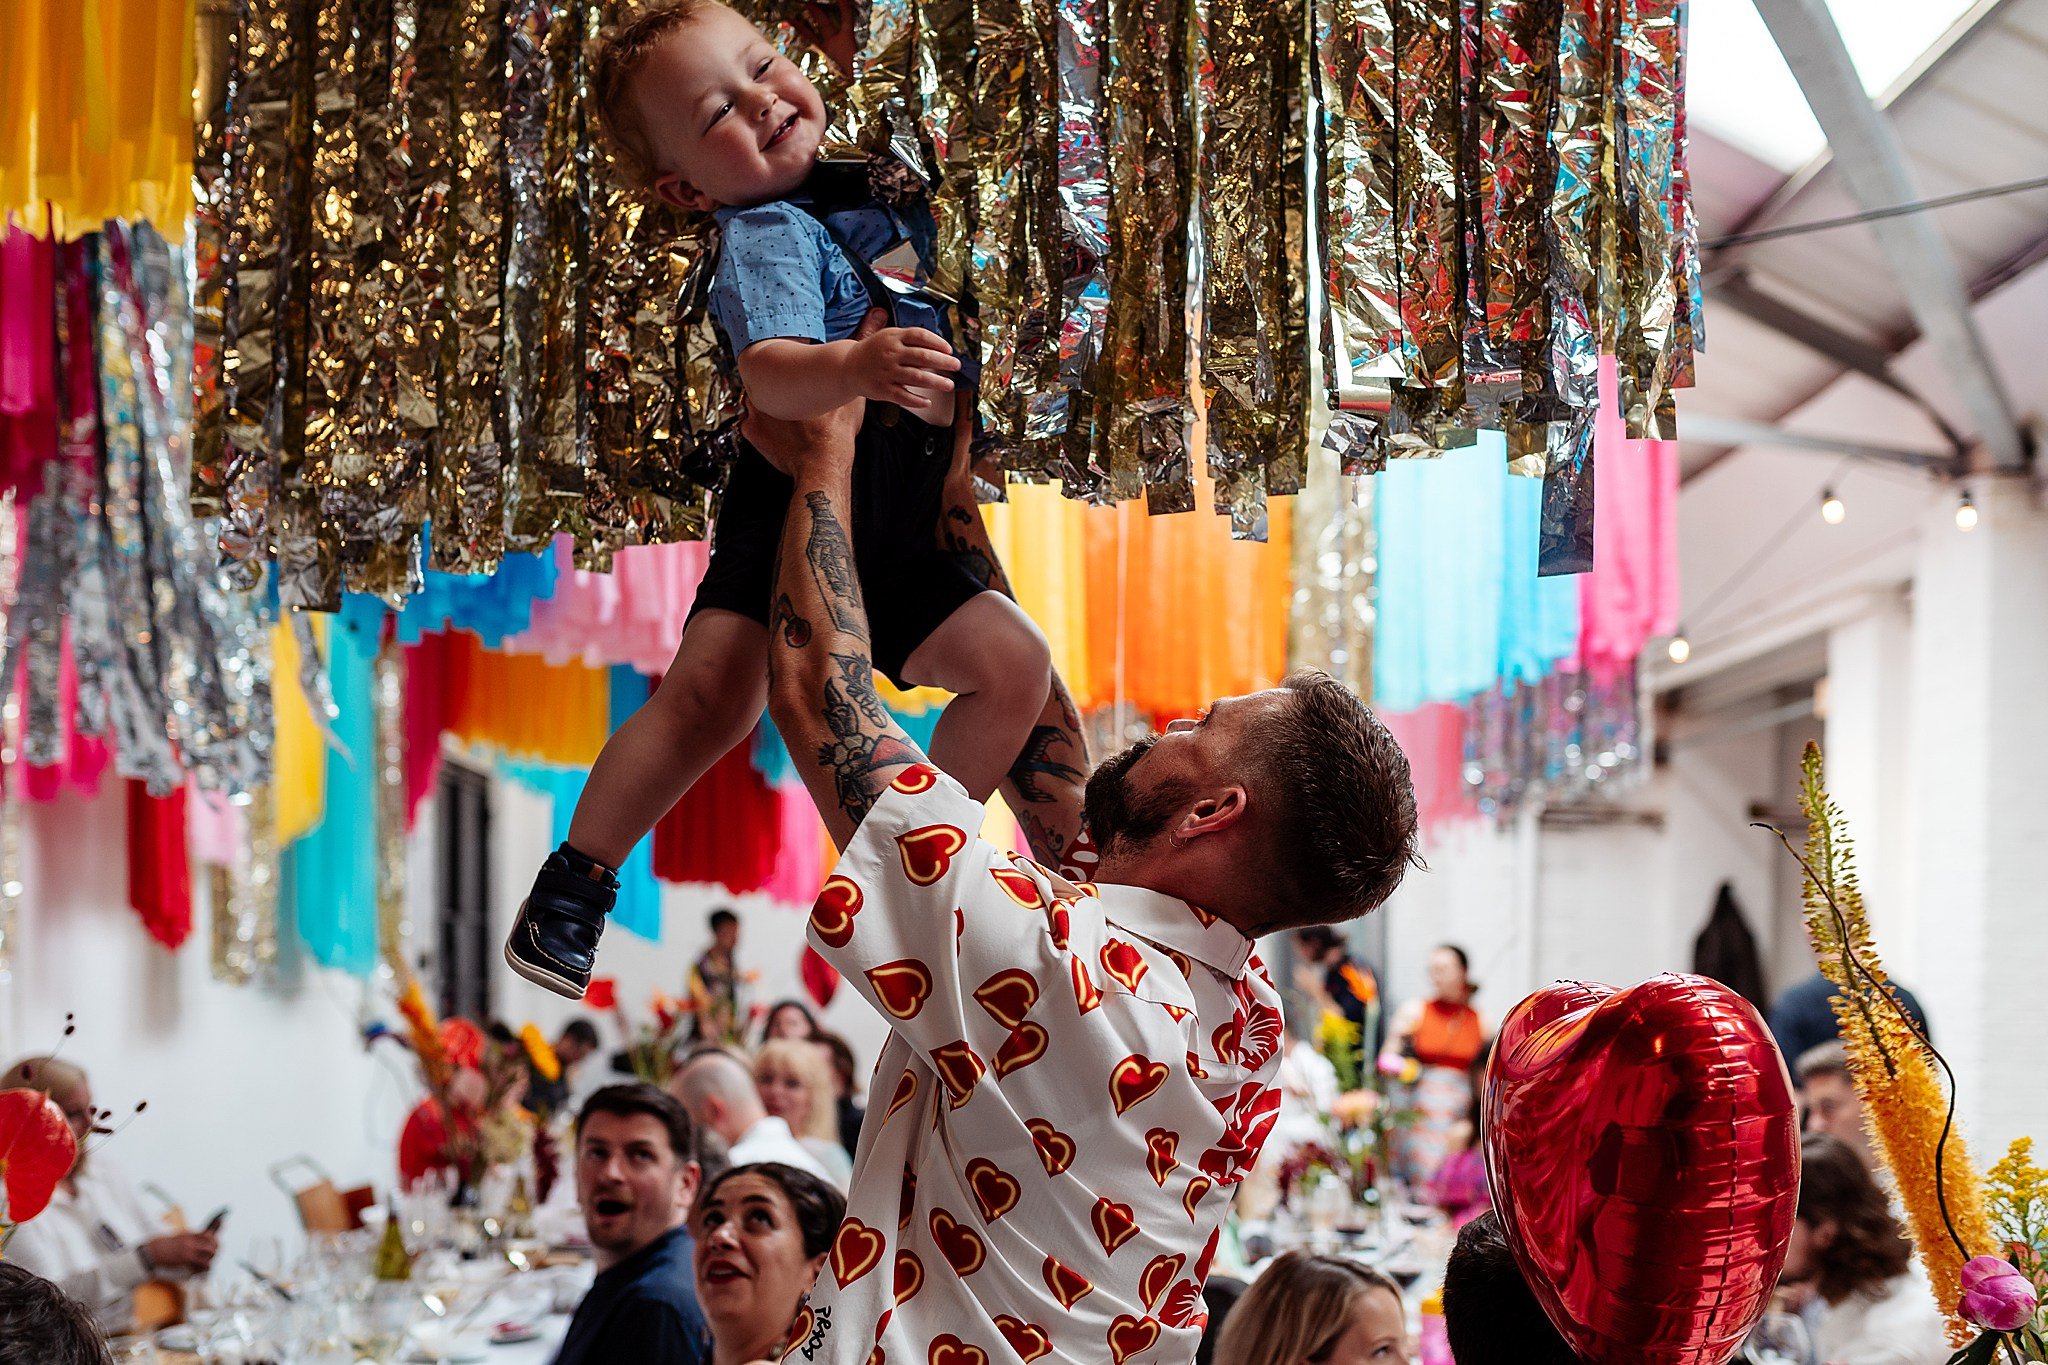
[807,765,1068,1072]
[710,203,831,355]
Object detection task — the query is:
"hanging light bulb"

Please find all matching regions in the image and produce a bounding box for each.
[1955,488,1978,531]
[1666,631,1692,665]
[1820,487,1846,525]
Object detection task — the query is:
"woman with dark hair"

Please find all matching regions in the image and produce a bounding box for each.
[1782,1133,1950,1365]
[1384,944,1490,1186]
[760,999,819,1044]
[692,1162,845,1365]
[1212,1251,1409,1365]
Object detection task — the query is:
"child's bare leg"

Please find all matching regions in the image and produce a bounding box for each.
[565,609,769,868]
[899,591,1052,802]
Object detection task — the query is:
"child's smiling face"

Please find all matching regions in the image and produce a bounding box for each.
[636,5,827,213]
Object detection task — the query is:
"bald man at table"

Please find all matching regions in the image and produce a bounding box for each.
[747,397,1420,1365]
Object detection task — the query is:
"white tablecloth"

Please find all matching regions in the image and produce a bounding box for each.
[480,1313,567,1365]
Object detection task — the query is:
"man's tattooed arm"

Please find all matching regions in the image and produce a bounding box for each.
[936,476,1092,866]
[768,478,927,849]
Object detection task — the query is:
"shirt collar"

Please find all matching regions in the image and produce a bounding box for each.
[1091,882,1254,978]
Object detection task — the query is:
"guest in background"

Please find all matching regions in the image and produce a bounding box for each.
[1213,1251,1410,1365]
[1796,1042,1879,1175]
[751,1041,853,1189]
[1428,1044,1493,1227]
[667,1051,832,1183]
[692,1163,845,1365]
[3,1058,217,1334]
[527,1018,602,1118]
[1780,1133,1950,1365]
[1385,944,1490,1186]
[1770,962,1928,1067]
[555,1018,606,1112]
[812,1032,865,1158]
[398,1064,487,1190]
[0,1262,111,1365]
[760,999,819,1045]
[1440,1211,1577,1365]
[1294,925,1386,1056]
[688,909,749,1046]
[553,1084,713,1365]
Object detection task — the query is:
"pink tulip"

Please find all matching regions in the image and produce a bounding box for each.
[1959,1256,2038,1332]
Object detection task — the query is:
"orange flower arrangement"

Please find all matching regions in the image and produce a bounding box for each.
[1784,743,1996,1343]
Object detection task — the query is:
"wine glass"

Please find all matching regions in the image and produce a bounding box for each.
[1745,1310,1815,1365]
[339,1284,422,1365]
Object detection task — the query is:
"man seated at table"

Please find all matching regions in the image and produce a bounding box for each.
[1442,1211,1579,1365]
[666,1050,833,1184]
[553,1084,718,1365]
[748,397,1419,1361]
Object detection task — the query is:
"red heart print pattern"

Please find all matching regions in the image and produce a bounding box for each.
[994,1316,1053,1363]
[1042,1256,1094,1309]
[784,1305,816,1356]
[1210,1018,1241,1064]
[1091,1196,1139,1256]
[929,1208,987,1276]
[866,1348,885,1365]
[896,824,967,887]
[993,1022,1049,1078]
[1160,1003,1191,1023]
[893,1249,924,1305]
[1108,1315,1161,1365]
[885,1070,917,1121]
[866,959,934,1021]
[1109,1055,1169,1115]
[928,1041,986,1110]
[1027,1118,1077,1177]
[830,1218,886,1288]
[1182,1175,1212,1220]
[1045,902,1072,950]
[1161,947,1193,978]
[898,1168,918,1229]
[1140,1253,1185,1310]
[1071,956,1103,1014]
[1188,904,1218,927]
[928,1336,987,1365]
[890,764,939,794]
[1185,1050,1209,1080]
[1194,1227,1220,1282]
[810,876,863,948]
[1099,939,1149,992]
[1235,998,1282,1070]
[1145,1128,1179,1186]
[1161,1279,1204,1328]
[990,866,1045,909]
[965,1157,1021,1222]
[972,968,1040,1028]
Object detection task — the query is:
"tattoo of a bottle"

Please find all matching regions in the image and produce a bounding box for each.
[803,492,867,642]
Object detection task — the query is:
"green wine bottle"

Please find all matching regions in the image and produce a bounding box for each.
[373,1208,413,1281]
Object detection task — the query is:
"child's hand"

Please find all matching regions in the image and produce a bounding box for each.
[851,326,961,419]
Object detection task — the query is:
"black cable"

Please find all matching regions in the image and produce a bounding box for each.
[1681,461,1848,636]
[1706,174,2048,251]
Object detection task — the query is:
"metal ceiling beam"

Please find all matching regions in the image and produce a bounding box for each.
[1748,0,2030,473]
[1706,269,1969,455]
[1679,414,1955,472]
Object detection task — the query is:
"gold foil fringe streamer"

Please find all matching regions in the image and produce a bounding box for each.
[198,0,1694,580]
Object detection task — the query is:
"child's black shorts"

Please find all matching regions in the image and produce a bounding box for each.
[686,410,988,689]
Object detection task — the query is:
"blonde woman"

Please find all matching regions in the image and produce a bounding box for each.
[1213,1252,1410,1365]
[751,1040,851,1190]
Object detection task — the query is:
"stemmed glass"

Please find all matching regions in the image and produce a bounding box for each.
[1744,1310,1815,1365]
[339,1284,423,1365]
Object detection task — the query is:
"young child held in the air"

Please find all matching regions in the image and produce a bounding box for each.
[506,0,1052,998]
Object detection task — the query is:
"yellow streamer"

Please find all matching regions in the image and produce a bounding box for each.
[271,619,328,845]
[0,0,198,235]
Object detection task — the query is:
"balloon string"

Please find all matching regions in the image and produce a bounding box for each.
[1755,823,1970,1266]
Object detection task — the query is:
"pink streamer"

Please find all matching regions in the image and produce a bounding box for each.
[1381,703,1475,836]
[186,785,247,866]
[0,225,57,498]
[761,788,826,905]
[508,538,711,675]
[1576,357,1681,681]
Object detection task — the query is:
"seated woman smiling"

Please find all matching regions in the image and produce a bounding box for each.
[693,1163,845,1365]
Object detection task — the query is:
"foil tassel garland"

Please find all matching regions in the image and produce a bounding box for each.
[196,0,1695,576]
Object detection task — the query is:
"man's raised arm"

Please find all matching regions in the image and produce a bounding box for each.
[758,401,926,849]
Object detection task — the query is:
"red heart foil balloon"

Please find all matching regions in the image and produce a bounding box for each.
[1483,974,1799,1365]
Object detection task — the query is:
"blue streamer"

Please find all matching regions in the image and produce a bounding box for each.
[285,595,383,976]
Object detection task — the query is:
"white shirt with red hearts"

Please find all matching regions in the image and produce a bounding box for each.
[784,764,1283,1365]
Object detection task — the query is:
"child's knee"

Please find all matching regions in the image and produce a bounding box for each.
[982,613,1052,702]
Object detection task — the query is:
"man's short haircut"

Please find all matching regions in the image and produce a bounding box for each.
[1795,1039,1852,1086]
[1247,671,1422,929]
[576,1083,697,1164]
[695,1163,846,1259]
[708,907,739,933]
[559,1018,601,1051]
[1442,1211,1581,1365]
[0,1262,110,1365]
[589,0,721,192]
